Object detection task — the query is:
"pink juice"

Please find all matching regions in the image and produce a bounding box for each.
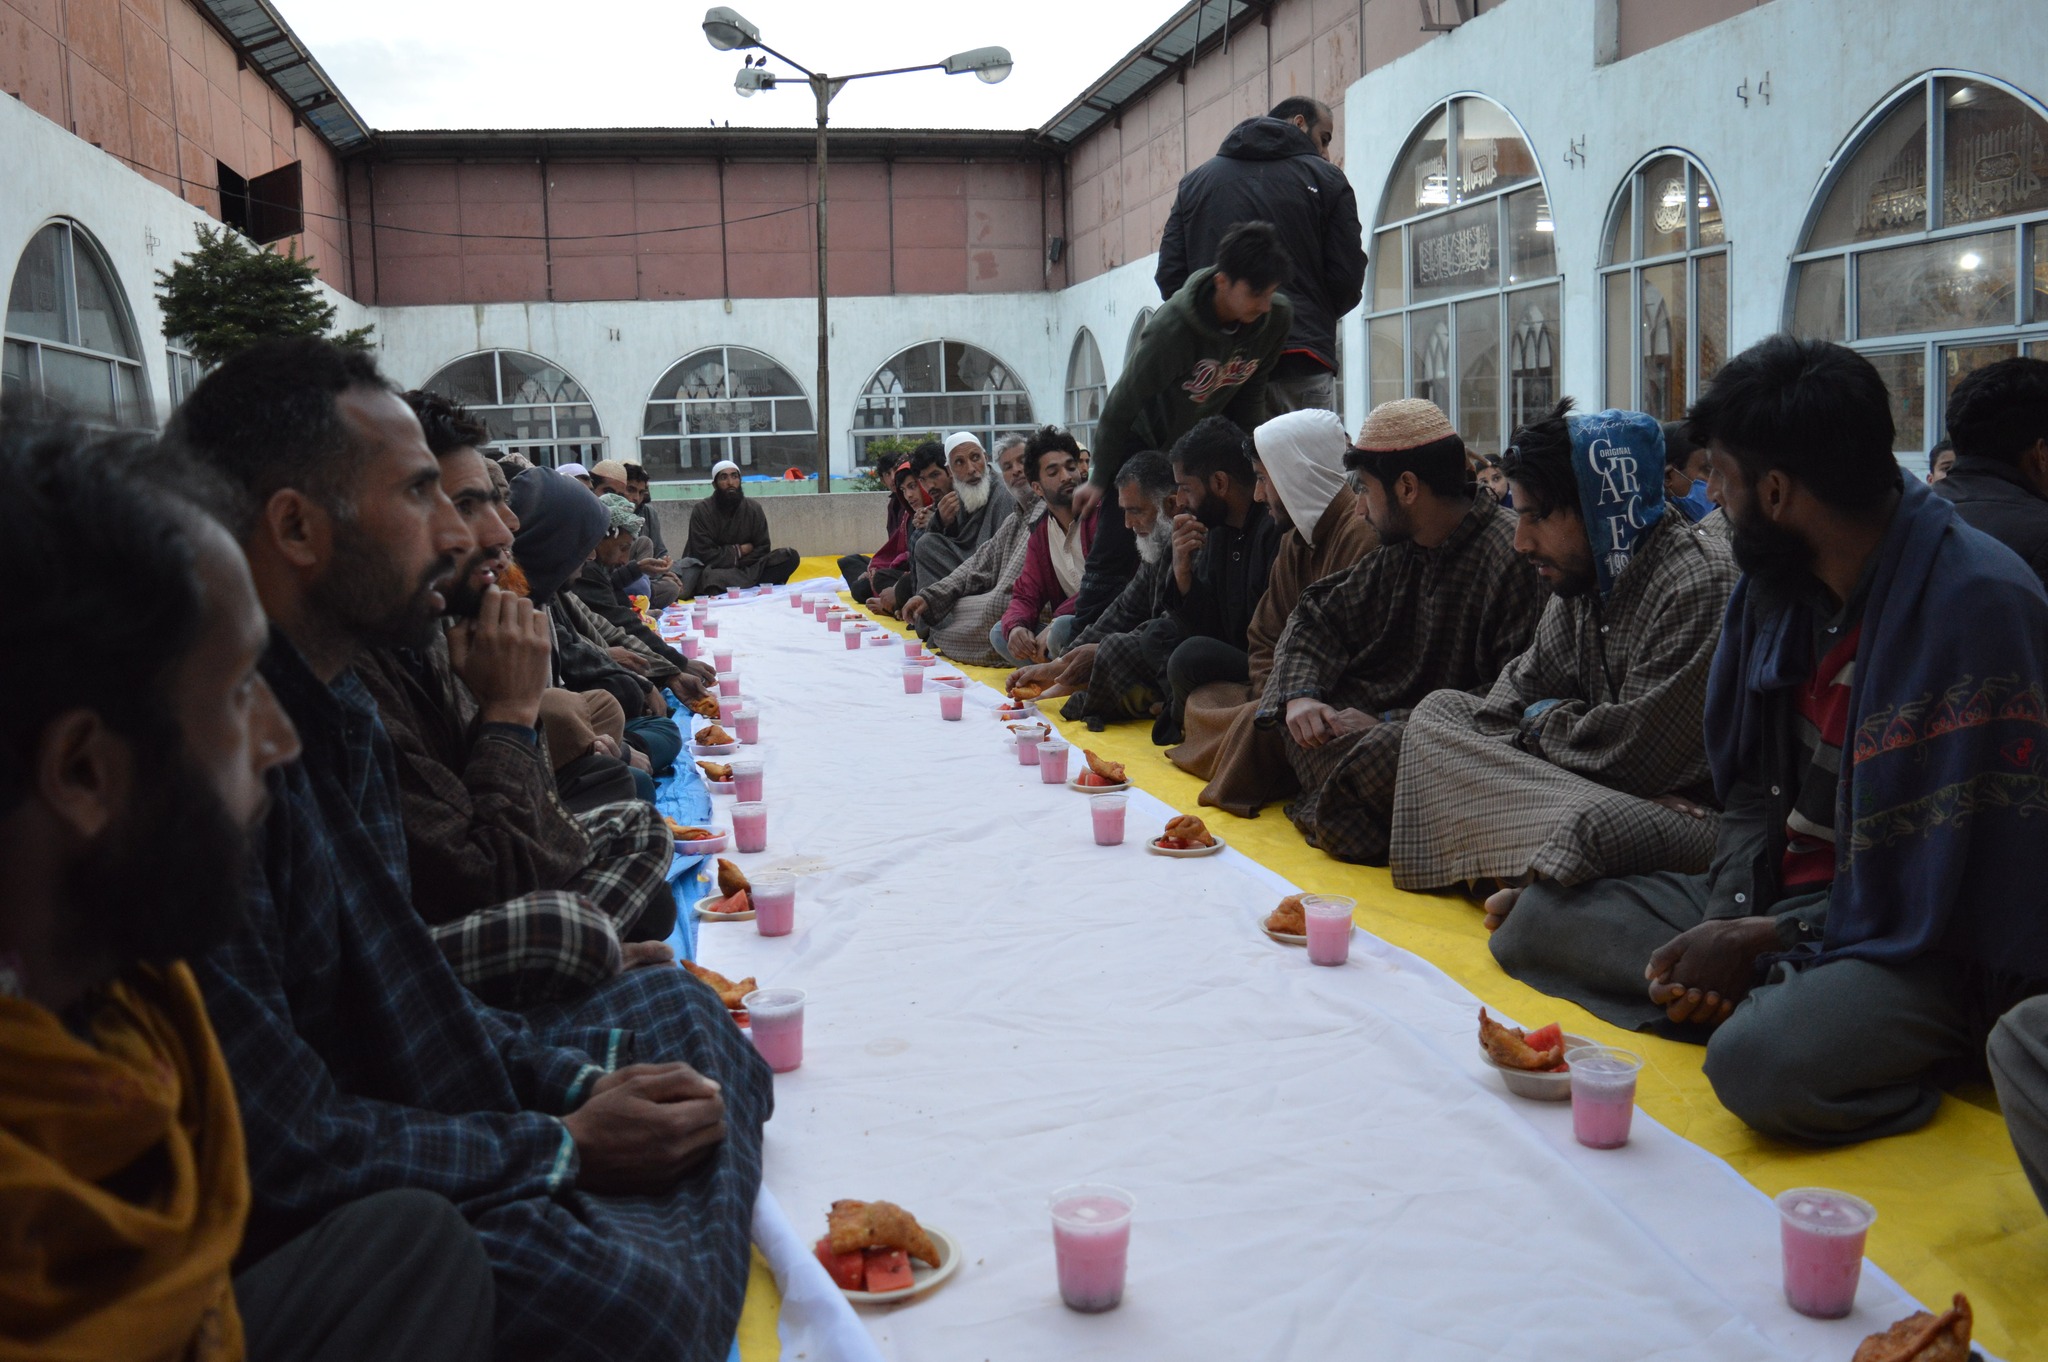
[718,691,744,723]
[939,690,964,721]
[752,873,796,937]
[1015,727,1046,764]
[903,638,924,658]
[1090,796,1126,845]
[1777,1189,1874,1319]
[713,650,734,673]
[1038,742,1069,783]
[1568,1047,1642,1149]
[1050,1190,1133,1313]
[733,765,764,802]
[717,671,740,696]
[678,635,701,659]
[843,626,863,649]
[701,619,719,638]
[901,667,925,694]
[732,802,768,853]
[736,711,760,745]
[789,591,803,607]
[827,613,844,632]
[1304,897,1355,965]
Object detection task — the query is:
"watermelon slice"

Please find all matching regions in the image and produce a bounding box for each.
[711,890,752,915]
[813,1237,865,1291]
[861,1247,915,1293]
[1524,1023,1563,1052]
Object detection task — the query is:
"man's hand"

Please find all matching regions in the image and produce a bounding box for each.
[1049,642,1099,696]
[736,543,755,559]
[1644,917,1780,1026]
[665,671,708,704]
[1284,698,1378,749]
[608,646,651,674]
[912,503,934,531]
[1650,793,1713,819]
[874,585,900,615]
[1072,482,1103,520]
[900,594,930,626]
[562,1063,727,1193]
[591,733,622,760]
[447,587,553,728]
[1170,513,1207,594]
[627,746,651,773]
[621,941,675,970]
[643,686,668,719]
[1007,625,1046,664]
[637,556,671,575]
[1006,658,1066,696]
[936,491,962,526]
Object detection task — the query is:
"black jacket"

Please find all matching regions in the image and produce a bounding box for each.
[1934,456,2048,589]
[1156,117,1366,372]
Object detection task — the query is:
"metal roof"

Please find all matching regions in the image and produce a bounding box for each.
[368,127,1055,162]
[191,0,373,154]
[1035,0,1270,147]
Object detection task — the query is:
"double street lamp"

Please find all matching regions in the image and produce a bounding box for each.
[702,8,1012,492]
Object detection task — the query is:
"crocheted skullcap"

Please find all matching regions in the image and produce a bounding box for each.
[1354,398,1458,453]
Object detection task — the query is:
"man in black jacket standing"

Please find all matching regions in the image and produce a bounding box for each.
[1935,355,2048,588]
[1156,97,1366,415]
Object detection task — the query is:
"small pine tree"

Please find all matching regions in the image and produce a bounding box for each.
[155,225,375,368]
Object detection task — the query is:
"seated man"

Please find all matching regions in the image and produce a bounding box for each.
[1661,420,1717,522]
[589,459,683,608]
[1258,399,1546,863]
[988,427,1095,666]
[1167,408,1377,815]
[1007,451,1183,726]
[357,392,679,1007]
[576,494,710,676]
[838,455,920,609]
[171,339,773,1360]
[1391,402,1737,903]
[1935,355,2048,587]
[897,438,1042,665]
[905,433,1018,597]
[1490,335,2048,1147]
[0,421,493,1362]
[679,460,800,594]
[1153,416,1283,744]
[1991,997,2048,1215]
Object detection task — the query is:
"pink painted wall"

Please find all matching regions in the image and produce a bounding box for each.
[1615,0,1771,61]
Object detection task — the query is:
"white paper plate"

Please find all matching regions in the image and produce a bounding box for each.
[694,893,755,923]
[690,740,740,756]
[1479,1033,1592,1101]
[703,779,736,795]
[838,1225,962,1306]
[1146,835,1227,858]
[910,655,939,667]
[1066,776,1130,794]
[1259,910,1308,946]
[674,830,730,855]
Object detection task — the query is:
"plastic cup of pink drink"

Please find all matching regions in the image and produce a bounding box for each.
[734,707,760,744]
[1090,794,1127,845]
[788,591,803,607]
[716,670,740,697]
[903,638,925,659]
[751,870,796,937]
[678,635,701,659]
[843,625,864,650]
[1014,724,1047,764]
[901,665,925,694]
[701,618,719,638]
[1567,1045,1643,1149]
[1776,1188,1875,1319]
[938,690,965,721]
[1037,740,1070,783]
[718,690,744,723]
[827,612,844,633]
[1303,895,1356,965]
[1050,1183,1134,1312]
[744,988,804,1071]
[732,801,768,853]
[712,648,734,673]
[731,758,764,803]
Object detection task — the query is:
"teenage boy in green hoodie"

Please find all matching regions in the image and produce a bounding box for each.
[1069,221,1293,630]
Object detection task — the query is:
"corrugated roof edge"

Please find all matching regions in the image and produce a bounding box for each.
[365,127,1060,160]
[190,0,373,154]
[1033,0,1270,148]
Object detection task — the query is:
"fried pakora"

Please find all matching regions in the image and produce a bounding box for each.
[1008,681,1045,701]
[1160,814,1216,848]
[717,857,750,897]
[1083,750,1126,783]
[697,760,733,782]
[666,819,717,842]
[681,959,756,1011]
[1853,1294,1973,1362]
[698,723,734,745]
[686,694,721,719]
[1265,894,1307,936]
[1477,1008,1566,1073]
[826,1199,940,1267]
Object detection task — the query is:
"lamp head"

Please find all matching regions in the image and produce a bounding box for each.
[943,45,1014,84]
[733,65,776,96]
[703,6,760,51]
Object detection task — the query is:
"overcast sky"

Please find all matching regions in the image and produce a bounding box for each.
[271,1,1173,133]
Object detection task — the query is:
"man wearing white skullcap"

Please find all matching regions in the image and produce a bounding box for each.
[676,459,799,596]
[902,431,1018,597]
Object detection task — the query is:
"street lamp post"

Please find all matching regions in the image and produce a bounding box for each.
[704,8,1011,493]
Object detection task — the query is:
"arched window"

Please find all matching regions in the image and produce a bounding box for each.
[1126,307,1155,367]
[852,340,1034,462]
[1788,74,2048,458]
[419,350,603,468]
[1600,152,1729,420]
[1065,329,1106,450]
[3,221,149,428]
[1364,96,1560,454]
[640,346,814,482]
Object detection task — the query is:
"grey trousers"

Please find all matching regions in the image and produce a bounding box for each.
[1265,369,1337,414]
[1990,994,2048,1215]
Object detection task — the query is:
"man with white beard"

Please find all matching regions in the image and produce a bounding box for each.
[906,432,1018,594]
[897,436,1045,664]
[1005,450,1185,727]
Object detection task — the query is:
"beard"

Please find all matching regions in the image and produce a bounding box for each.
[1133,516,1174,565]
[1729,504,1817,596]
[309,516,451,652]
[1368,498,1413,546]
[1189,488,1227,528]
[1009,479,1040,511]
[1527,554,1598,599]
[60,742,253,969]
[712,486,743,513]
[956,475,991,515]
[440,547,507,619]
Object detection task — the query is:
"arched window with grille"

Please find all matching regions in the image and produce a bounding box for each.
[1364,96,1561,454]
[852,340,1034,462]
[1599,152,1730,420]
[1787,73,2048,461]
[3,220,149,429]
[640,346,815,482]
[1065,329,1106,449]
[419,350,604,468]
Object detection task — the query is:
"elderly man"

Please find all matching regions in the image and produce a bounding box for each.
[0,421,496,1362]
[171,339,773,1362]
[1259,400,1545,864]
[1390,402,1738,906]
[1006,451,1182,726]
[357,391,680,1008]
[1167,408,1378,815]
[678,460,799,595]
[1491,336,2048,1149]
[906,431,1018,595]
[897,436,1042,665]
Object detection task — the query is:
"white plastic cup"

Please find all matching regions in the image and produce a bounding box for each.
[731,758,764,803]
[1090,794,1127,845]
[1037,739,1070,784]
[904,637,925,658]
[901,664,925,694]
[1567,1045,1644,1149]
[701,618,719,638]
[732,800,768,853]
[716,670,740,697]
[713,649,734,674]
[1776,1188,1876,1319]
[938,689,964,721]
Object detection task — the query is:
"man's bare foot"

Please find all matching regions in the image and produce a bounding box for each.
[1482,884,1522,932]
[621,941,675,970]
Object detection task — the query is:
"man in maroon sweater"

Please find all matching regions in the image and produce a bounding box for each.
[993,427,1096,665]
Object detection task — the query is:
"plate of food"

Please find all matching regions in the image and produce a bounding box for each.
[695,892,754,921]
[1006,681,1047,703]
[1147,814,1225,858]
[993,699,1038,719]
[667,820,730,855]
[1476,1008,1588,1101]
[696,759,736,794]
[682,960,754,1027]
[685,693,722,720]
[1067,749,1129,793]
[812,1200,959,1305]
[1260,893,1309,945]
[690,722,739,756]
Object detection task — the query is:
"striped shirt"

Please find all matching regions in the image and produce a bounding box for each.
[1781,615,1864,890]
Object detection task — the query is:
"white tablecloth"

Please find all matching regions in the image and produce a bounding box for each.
[704,585,1932,1362]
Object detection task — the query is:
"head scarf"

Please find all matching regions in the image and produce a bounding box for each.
[556,462,589,479]
[942,432,982,457]
[1253,409,1351,547]
[509,466,607,602]
[1564,408,1666,599]
[596,492,643,538]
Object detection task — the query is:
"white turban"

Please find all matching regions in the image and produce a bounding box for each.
[555,462,589,478]
[1252,409,1352,547]
[942,432,983,456]
[710,459,741,478]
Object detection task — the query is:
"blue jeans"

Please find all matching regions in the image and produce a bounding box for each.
[988,614,1078,667]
